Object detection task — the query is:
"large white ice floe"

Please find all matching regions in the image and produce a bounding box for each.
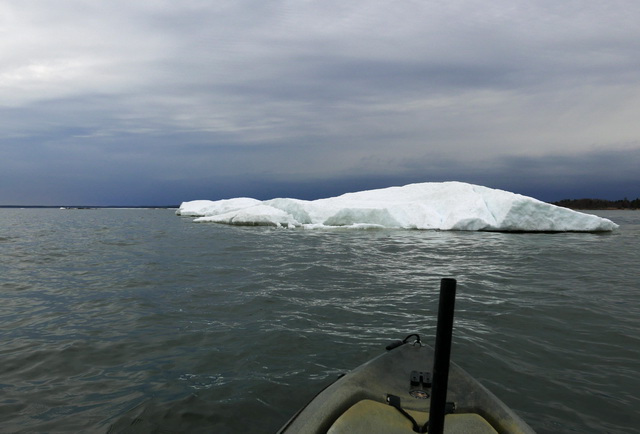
[176,182,618,232]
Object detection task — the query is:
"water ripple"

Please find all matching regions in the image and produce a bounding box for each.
[1,209,638,433]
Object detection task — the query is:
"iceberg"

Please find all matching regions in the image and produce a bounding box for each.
[176,182,618,232]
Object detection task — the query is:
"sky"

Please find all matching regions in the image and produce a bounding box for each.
[2,0,639,206]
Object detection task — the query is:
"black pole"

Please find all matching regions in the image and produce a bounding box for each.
[427,278,457,434]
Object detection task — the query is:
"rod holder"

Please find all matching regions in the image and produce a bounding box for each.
[427,278,457,434]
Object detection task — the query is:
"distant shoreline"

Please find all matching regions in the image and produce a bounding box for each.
[551,198,639,210]
[0,206,179,209]
[1,199,638,211]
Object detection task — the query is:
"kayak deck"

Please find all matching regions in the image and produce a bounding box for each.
[329,399,497,433]
[278,342,535,433]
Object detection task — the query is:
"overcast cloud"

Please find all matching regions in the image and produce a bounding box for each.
[2,0,639,205]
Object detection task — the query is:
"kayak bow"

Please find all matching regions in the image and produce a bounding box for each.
[278,279,535,434]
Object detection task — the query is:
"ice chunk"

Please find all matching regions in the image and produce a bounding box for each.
[194,204,300,228]
[176,182,618,232]
[176,198,261,217]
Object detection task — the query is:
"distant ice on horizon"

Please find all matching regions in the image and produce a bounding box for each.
[176,182,618,232]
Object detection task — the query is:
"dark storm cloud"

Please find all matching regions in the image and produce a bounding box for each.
[1,1,639,205]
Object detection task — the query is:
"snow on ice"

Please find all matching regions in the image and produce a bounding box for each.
[176,182,618,232]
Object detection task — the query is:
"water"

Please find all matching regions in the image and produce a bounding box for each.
[1,208,638,433]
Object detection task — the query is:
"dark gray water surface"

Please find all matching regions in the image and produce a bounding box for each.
[1,209,638,433]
